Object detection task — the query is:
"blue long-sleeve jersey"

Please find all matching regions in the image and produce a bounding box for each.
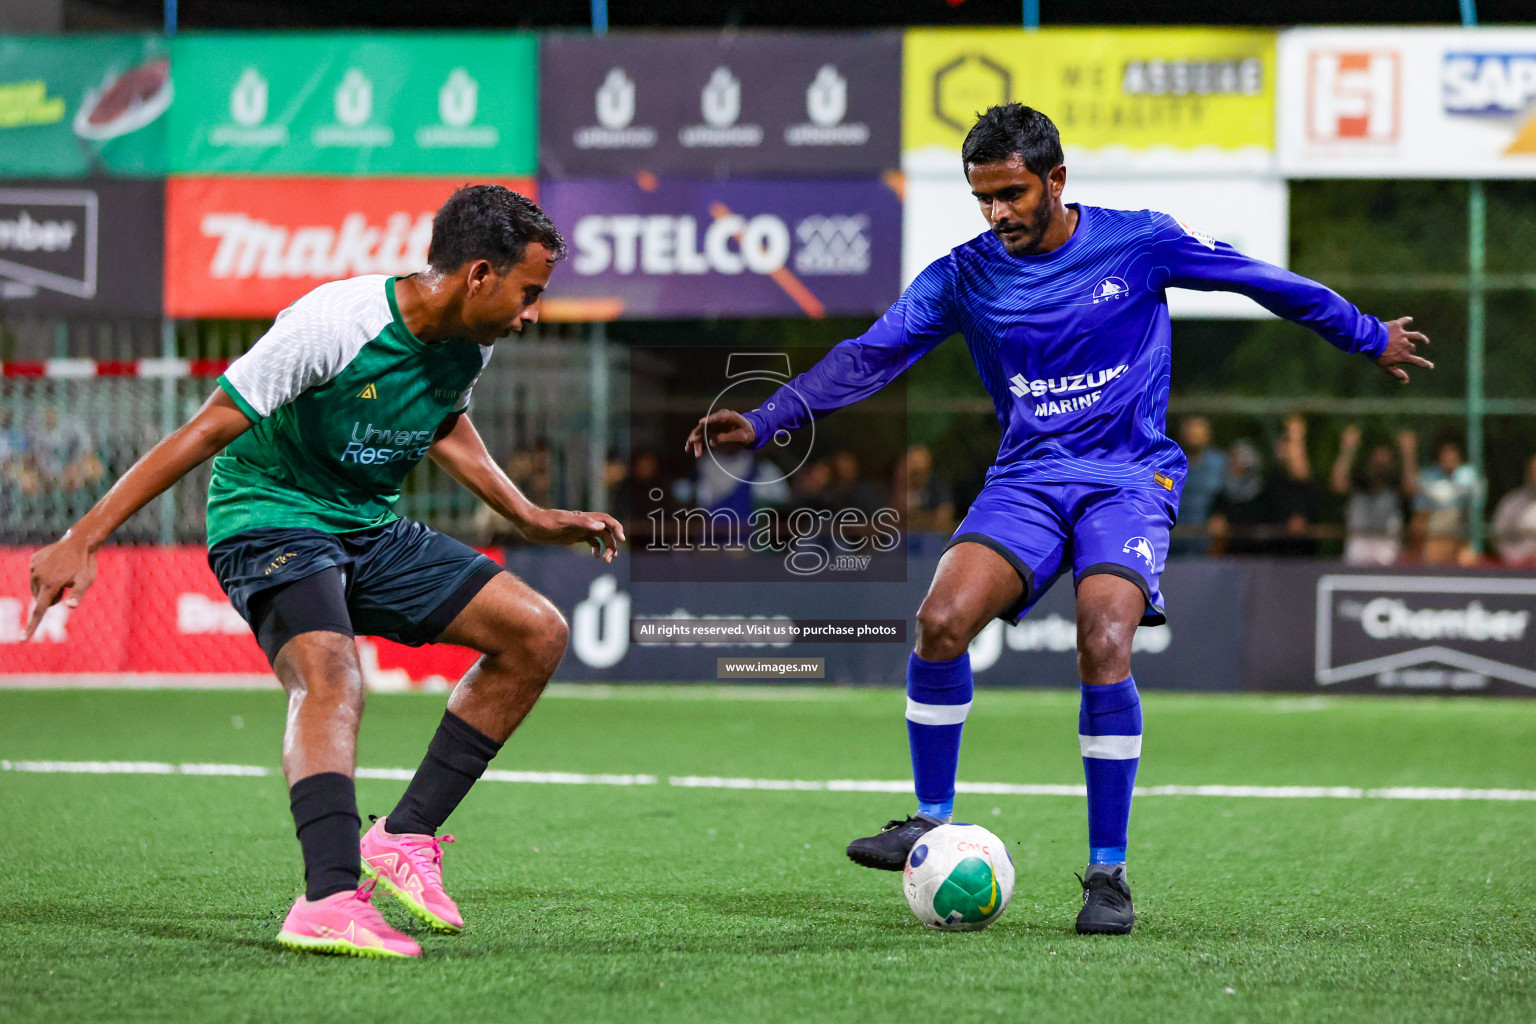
[742,205,1388,501]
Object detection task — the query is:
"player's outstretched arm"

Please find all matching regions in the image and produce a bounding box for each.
[684,257,960,459]
[23,389,254,640]
[428,412,624,563]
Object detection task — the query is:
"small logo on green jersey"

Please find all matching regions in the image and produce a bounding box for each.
[433,387,462,402]
[356,383,378,399]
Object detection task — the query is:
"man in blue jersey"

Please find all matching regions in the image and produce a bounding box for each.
[684,105,1431,934]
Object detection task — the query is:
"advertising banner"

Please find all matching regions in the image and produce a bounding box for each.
[164,176,536,318]
[903,28,1277,177]
[902,175,1289,319]
[1278,28,1536,178]
[0,178,163,315]
[512,550,1244,688]
[539,177,901,319]
[168,32,537,176]
[0,546,480,684]
[0,34,170,177]
[539,32,900,177]
[1245,564,1536,696]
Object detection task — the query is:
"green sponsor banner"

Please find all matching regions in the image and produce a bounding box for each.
[169,32,537,175]
[0,34,171,177]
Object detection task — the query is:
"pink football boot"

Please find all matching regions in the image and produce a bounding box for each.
[360,817,464,934]
[276,880,421,958]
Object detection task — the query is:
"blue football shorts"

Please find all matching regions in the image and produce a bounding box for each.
[945,477,1175,626]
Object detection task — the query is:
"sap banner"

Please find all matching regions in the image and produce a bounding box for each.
[0,179,163,315]
[164,177,535,318]
[902,176,1288,319]
[540,178,901,319]
[169,33,537,176]
[1279,28,1536,178]
[903,28,1277,178]
[540,32,899,177]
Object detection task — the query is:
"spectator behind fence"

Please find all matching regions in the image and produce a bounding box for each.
[27,406,104,496]
[1330,425,1417,565]
[1207,439,1266,555]
[1413,436,1480,565]
[1262,415,1324,557]
[1171,415,1226,555]
[895,443,955,534]
[1492,453,1536,565]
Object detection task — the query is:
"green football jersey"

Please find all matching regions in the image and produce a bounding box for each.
[206,275,492,549]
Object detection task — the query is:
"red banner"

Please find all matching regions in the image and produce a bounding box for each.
[0,546,480,685]
[164,177,537,318]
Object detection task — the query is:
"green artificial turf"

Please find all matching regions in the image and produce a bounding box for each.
[1,686,1533,1023]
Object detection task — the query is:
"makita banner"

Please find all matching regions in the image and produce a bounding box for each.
[168,32,538,175]
[1278,28,1536,178]
[0,178,163,315]
[163,176,536,318]
[1245,563,1536,696]
[539,177,900,319]
[539,32,900,177]
[0,34,170,177]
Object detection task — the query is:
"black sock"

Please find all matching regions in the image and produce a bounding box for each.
[289,772,361,902]
[386,711,504,837]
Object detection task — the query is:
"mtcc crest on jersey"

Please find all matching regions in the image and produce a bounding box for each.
[1091,276,1129,303]
[1122,536,1155,568]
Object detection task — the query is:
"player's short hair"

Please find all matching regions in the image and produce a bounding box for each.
[428,184,567,274]
[961,104,1064,181]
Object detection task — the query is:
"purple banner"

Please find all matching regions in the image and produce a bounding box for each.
[539,32,900,178]
[542,178,901,319]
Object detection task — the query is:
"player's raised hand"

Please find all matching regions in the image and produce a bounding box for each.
[23,531,98,641]
[1375,316,1433,384]
[684,409,757,458]
[520,508,625,562]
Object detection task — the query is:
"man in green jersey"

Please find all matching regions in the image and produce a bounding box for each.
[23,186,623,959]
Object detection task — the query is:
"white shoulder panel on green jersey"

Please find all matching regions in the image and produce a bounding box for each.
[223,275,394,420]
[455,344,495,413]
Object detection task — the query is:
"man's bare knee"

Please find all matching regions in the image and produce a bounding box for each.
[1077,618,1133,685]
[916,601,976,662]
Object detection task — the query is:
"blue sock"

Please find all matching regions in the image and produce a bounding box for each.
[1080,676,1142,866]
[906,651,973,821]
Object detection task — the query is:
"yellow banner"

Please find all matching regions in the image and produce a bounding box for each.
[903,28,1276,176]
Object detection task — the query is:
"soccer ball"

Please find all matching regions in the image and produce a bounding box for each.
[902,823,1014,931]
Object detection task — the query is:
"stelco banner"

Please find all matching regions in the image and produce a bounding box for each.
[1278,28,1536,178]
[539,178,901,319]
[164,176,536,318]
[0,34,170,177]
[539,32,900,177]
[169,32,538,175]
[903,28,1277,177]
[0,178,164,315]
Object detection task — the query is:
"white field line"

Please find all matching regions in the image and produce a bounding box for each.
[3,760,1535,802]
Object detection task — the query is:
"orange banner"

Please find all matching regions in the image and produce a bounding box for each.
[164,177,537,318]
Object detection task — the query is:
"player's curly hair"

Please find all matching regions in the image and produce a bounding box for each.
[428,184,568,273]
[961,104,1064,181]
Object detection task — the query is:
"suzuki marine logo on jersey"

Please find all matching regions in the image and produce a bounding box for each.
[1091,277,1129,303]
[1122,537,1155,568]
[1009,364,1126,418]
